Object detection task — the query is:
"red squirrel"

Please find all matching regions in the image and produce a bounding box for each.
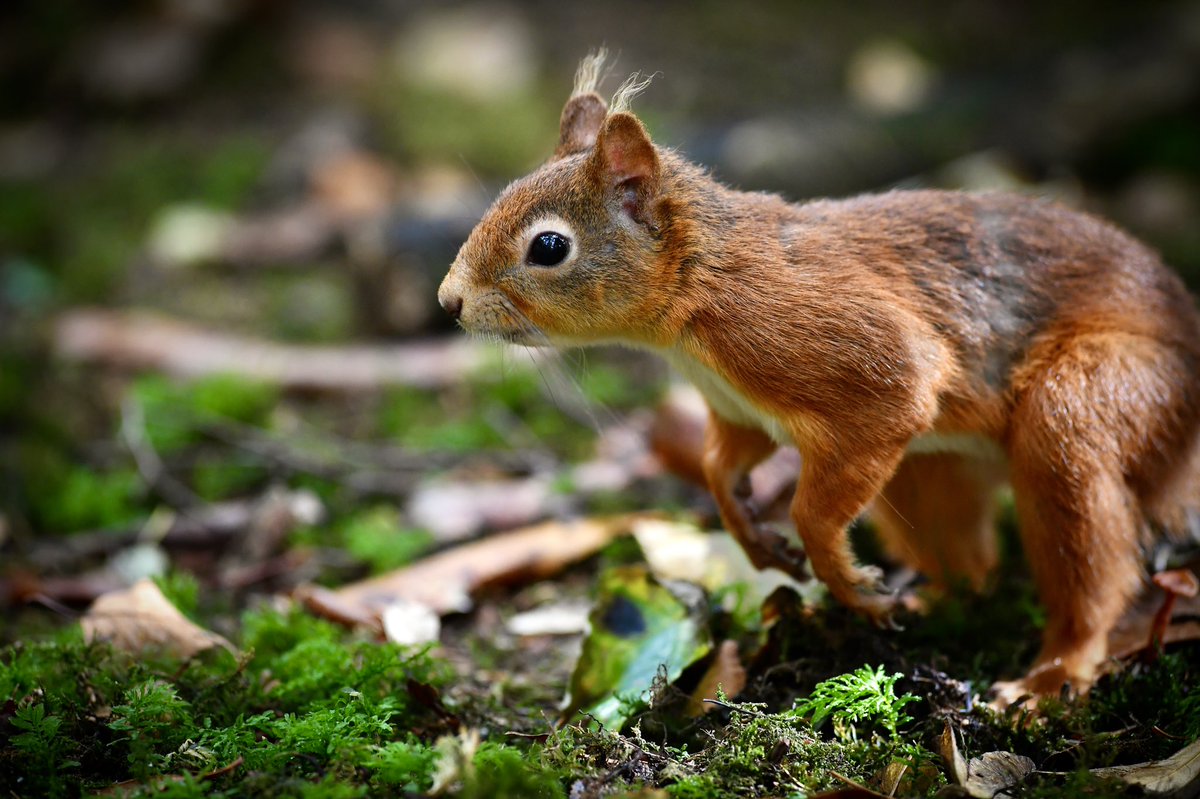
[438,52,1200,702]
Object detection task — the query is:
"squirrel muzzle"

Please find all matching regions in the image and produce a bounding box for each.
[437,265,467,321]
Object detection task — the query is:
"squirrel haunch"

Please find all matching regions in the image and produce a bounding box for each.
[439,55,1200,704]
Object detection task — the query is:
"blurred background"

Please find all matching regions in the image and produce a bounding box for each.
[2,0,1199,616]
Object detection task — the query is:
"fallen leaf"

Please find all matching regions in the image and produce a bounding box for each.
[293,585,383,633]
[939,720,1035,797]
[381,599,441,646]
[430,728,481,795]
[686,640,746,716]
[632,518,810,605]
[964,752,1035,798]
[562,565,712,730]
[506,601,592,636]
[81,579,233,659]
[938,722,969,787]
[302,514,645,625]
[1088,737,1200,796]
[879,760,908,796]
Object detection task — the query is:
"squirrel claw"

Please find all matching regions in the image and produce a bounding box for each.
[847,575,905,630]
[769,533,807,568]
[744,524,807,580]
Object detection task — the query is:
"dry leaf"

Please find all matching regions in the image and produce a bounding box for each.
[964,752,1035,798]
[939,721,969,787]
[879,760,908,796]
[381,599,441,646]
[632,518,810,604]
[81,579,233,659]
[940,722,1035,797]
[505,602,591,636]
[1088,737,1200,796]
[302,514,645,625]
[686,640,747,716]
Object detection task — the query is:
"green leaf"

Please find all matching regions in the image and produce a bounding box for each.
[564,565,712,730]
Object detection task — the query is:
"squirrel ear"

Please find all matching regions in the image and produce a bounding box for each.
[554,92,607,159]
[593,112,660,224]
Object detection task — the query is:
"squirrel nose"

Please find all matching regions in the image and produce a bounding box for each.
[440,293,463,320]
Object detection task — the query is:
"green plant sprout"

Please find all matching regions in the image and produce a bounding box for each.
[790,665,919,742]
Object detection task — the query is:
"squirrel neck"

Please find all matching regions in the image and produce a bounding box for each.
[640,152,798,353]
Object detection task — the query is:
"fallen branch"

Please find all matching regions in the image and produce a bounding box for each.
[54,308,517,391]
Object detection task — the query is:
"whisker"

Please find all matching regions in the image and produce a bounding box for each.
[496,297,614,434]
[457,153,490,204]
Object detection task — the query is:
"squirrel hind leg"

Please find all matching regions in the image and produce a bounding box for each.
[870,452,1004,593]
[1001,331,1193,698]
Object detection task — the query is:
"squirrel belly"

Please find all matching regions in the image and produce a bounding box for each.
[440,53,1200,703]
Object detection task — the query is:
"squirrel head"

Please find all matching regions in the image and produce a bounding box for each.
[439,56,680,347]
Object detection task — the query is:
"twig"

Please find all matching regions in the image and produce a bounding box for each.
[120,394,201,510]
[26,490,319,571]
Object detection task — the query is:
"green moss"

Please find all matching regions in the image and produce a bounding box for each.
[369,739,439,791]
[339,506,434,573]
[1,605,455,796]
[466,742,566,799]
[152,571,201,619]
[110,679,199,778]
[133,373,278,453]
[32,464,143,532]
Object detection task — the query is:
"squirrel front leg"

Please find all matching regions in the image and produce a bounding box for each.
[788,434,911,628]
[701,412,806,577]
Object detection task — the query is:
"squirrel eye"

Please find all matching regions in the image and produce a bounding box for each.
[527,231,571,267]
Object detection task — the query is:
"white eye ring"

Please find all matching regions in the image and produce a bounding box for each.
[518,215,578,269]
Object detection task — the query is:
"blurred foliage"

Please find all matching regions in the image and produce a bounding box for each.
[369,80,561,177]
[132,373,279,453]
[1,135,268,303]
[292,504,434,575]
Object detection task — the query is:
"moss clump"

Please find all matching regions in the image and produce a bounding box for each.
[0,607,453,796]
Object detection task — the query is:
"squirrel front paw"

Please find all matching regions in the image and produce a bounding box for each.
[842,569,904,630]
[738,522,808,581]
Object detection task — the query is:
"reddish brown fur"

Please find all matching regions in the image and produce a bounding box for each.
[439,72,1200,701]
